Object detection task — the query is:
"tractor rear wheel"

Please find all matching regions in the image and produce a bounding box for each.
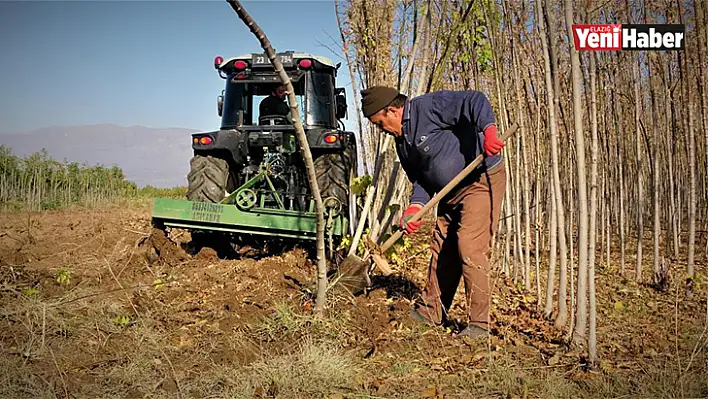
[185,155,237,257]
[313,146,355,218]
[313,141,363,264]
[186,155,230,203]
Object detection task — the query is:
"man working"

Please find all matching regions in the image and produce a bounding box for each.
[360,86,506,338]
[259,84,290,117]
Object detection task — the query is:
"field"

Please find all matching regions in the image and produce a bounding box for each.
[1,203,707,399]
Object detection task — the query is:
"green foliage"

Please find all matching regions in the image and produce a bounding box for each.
[385,233,413,268]
[337,227,370,256]
[21,287,39,298]
[112,315,131,328]
[387,203,401,215]
[55,269,72,287]
[350,174,372,196]
[0,145,186,211]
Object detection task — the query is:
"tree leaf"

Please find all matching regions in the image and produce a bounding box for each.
[614,301,625,312]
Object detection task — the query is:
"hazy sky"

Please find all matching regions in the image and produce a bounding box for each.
[0,0,356,134]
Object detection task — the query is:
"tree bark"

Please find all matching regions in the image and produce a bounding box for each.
[564,0,588,343]
[666,60,679,259]
[534,84,543,308]
[685,59,697,295]
[588,50,598,365]
[514,36,541,299]
[613,67,626,275]
[545,174,558,319]
[415,0,433,97]
[538,0,568,328]
[631,26,644,282]
[649,52,662,285]
[227,0,328,312]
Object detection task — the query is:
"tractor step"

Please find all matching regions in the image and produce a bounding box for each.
[150,198,346,241]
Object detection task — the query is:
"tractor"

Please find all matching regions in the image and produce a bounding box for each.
[150,51,360,260]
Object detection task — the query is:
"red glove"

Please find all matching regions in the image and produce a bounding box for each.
[400,204,423,234]
[483,124,505,156]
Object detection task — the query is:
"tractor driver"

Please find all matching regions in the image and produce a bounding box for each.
[259,85,290,117]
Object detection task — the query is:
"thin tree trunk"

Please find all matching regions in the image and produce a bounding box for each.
[350,136,390,257]
[649,52,662,284]
[335,0,368,175]
[545,178,558,318]
[694,0,708,211]
[506,28,527,288]
[614,76,627,275]
[516,140,527,289]
[667,64,679,259]
[414,0,433,97]
[394,1,408,94]
[675,1,696,293]
[568,171,575,339]
[494,57,514,278]
[512,48,529,289]
[539,0,569,328]
[535,115,543,307]
[686,65,697,295]
[399,0,426,95]
[632,41,644,282]
[588,50,599,365]
[563,0,590,343]
[605,165,610,268]
[227,0,328,312]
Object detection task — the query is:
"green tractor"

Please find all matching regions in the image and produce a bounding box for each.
[151,51,360,260]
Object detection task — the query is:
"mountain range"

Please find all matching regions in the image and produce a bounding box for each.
[0,124,203,187]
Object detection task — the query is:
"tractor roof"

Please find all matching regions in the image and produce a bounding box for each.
[227,52,336,69]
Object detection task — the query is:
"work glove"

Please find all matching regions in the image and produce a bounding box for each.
[483,124,505,156]
[400,203,424,235]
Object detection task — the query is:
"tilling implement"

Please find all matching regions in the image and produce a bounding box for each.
[336,123,519,292]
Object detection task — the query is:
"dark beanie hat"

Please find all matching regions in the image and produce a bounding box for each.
[360,86,399,117]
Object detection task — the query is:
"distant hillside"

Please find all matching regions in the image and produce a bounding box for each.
[0,124,201,187]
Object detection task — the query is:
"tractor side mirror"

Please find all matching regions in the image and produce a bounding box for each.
[217,92,224,117]
[335,88,347,119]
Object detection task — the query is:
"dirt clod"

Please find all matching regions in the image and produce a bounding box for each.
[141,227,189,265]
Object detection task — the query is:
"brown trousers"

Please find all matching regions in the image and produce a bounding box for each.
[415,162,506,329]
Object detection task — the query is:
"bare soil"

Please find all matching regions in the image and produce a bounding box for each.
[1,205,707,398]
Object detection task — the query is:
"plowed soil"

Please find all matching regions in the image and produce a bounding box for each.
[1,205,707,398]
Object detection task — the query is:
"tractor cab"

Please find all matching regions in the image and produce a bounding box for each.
[215,51,348,130]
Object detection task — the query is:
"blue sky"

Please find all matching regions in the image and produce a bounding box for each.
[0,0,357,134]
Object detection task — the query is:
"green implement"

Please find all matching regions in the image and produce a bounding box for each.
[151,198,347,241]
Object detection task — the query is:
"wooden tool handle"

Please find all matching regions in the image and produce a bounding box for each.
[379,123,519,253]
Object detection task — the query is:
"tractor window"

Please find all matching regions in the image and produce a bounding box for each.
[221,74,307,128]
[306,70,335,127]
[252,80,305,124]
[219,71,334,129]
[220,79,245,129]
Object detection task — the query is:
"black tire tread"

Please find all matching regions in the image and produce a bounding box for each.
[186,155,229,203]
[313,146,354,211]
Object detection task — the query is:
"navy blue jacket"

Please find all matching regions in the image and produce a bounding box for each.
[395,90,502,205]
